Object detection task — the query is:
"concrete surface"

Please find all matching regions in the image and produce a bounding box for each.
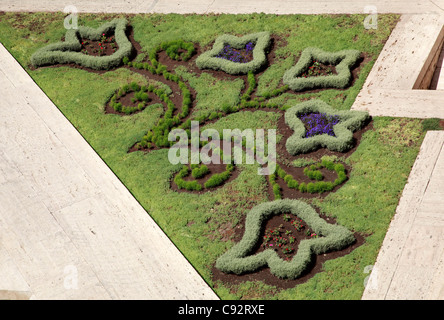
[0,42,218,300]
[362,131,444,300]
[351,13,444,119]
[1,0,444,14]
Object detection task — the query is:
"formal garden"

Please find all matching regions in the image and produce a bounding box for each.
[0,11,440,299]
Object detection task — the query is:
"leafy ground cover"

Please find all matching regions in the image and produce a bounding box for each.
[0,11,439,299]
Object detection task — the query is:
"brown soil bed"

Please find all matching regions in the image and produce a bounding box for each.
[80,36,119,57]
[299,61,337,78]
[104,89,165,116]
[255,213,324,260]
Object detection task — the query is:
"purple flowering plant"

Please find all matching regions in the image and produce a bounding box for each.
[215,41,255,63]
[298,112,340,138]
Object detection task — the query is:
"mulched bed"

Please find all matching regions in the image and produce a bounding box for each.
[104,89,164,116]
[80,35,119,56]
[299,60,337,78]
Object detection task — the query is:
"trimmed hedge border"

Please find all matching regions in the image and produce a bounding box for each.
[215,199,355,279]
[196,32,271,75]
[285,99,369,155]
[173,163,235,191]
[283,47,361,92]
[108,82,151,115]
[270,160,348,199]
[31,18,133,70]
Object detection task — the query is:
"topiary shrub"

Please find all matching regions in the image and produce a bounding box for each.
[173,163,235,191]
[283,47,361,91]
[195,32,271,75]
[215,199,355,279]
[174,165,203,191]
[285,99,369,155]
[191,164,209,179]
[31,18,134,70]
[203,163,235,189]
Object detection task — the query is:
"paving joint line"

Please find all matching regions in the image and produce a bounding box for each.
[430,0,444,12]
[382,132,444,299]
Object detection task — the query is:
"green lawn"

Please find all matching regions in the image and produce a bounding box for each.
[0,12,431,299]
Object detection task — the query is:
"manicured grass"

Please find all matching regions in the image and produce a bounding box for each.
[0,12,427,300]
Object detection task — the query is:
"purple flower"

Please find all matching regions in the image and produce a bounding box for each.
[299,112,340,138]
[215,42,255,63]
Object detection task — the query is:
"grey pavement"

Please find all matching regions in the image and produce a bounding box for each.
[1,0,444,14]
[0,42,218,300]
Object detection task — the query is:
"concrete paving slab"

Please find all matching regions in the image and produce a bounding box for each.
[362,131,444,300]
[0,0,444,14]
[0,42,218,300]
[352,13,444,119]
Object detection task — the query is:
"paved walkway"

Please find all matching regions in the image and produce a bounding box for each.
[0,42,218,300]
[362,131,444,299]
[351,13,444,119]
[1,0,444,14]
[0,1,444,300]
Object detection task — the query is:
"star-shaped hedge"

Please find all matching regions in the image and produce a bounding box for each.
[31,18,133,70]
[195,31,271,75]
[215,199,355,279]
[283,47,361,91]
[284,99,369,155]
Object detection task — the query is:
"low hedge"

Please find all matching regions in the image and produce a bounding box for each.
[173,163,235,191]
[285,99,369,155]
[196,32,271,75]
[283,47,361,91]
[203,163,235,189]
[215,199,355,279]
[269,160,347,198]
[108,81,151,114]
[31,18,134,70]
[174,165,203,191]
